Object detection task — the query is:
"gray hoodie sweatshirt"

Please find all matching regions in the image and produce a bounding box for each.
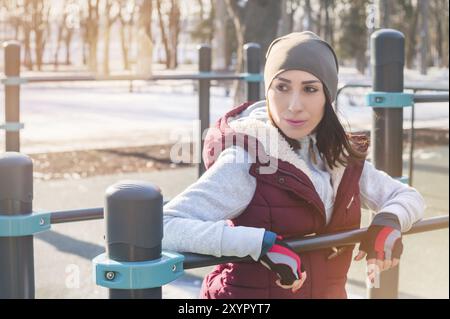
[162,101,426,261]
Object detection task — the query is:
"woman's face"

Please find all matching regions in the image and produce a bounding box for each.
[267,69,326,140]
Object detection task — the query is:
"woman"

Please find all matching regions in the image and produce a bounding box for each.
[162,31,425,299]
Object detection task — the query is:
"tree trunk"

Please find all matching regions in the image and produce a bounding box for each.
[156,0,170,68]
[54,3,68,70]
[225,0,281,103]
[103,23,111,75]
[207,0,215,44]
[103,0,120,75]
[137,0,153,75]
[278,0,290,36]
[119,17,130,70]
[288,0,297,33]
[54,23,63,70]
[406,4,419,69]
[168,0,180,69]
[225,0,245,103]
[432,0,447,68]
[419,0,429,74]
[119,2,135,72]
[443,0,449,67]
[377,0,390,28]
[33,0,48,71]
[435,10,443,67]
[23,26,33,70]
[65,30,73,65]
[324,0,334,46]
[87,0,100,73]
[304,0,313,31]
[212,0,227,70]
[317,0,323,37]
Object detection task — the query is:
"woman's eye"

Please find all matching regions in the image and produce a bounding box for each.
[304,86,318,93]
[276,84,289,92]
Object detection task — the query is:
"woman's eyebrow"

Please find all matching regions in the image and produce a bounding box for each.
[275,77,320,84]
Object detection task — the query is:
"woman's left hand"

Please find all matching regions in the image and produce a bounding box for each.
[354,225,403,282]
[275,271,307,293]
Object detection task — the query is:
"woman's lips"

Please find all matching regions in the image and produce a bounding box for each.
[285,118,307,127]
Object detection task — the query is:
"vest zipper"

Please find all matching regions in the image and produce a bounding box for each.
[346,195,355,210]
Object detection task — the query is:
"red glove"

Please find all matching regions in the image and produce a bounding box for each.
[357,225,403,262]
[259,237,305,286]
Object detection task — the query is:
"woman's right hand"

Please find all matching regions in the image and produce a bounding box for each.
[259,237,307,293]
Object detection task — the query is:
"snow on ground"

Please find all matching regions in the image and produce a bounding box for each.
[0,67,448,154]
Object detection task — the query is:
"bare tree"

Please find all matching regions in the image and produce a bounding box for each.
[136,0,153,75]
[303,0,313,31]
[324,0,334,46]
[286,0,302,32]
[156,0,169,66]
[418,0,429,74]
[224,0,244,77]
[212,0,227,70]
[54,2,68,70]
[22,3,33,69]
[426,0,448,68]
[168,0,181,68]
[3,0,22,40]
[118,0,136,71]
[32,0,50,71]
[377,0,390,28]
[54,0,78,69]
[102,0,120,75]
[12,0,50,71]
[225,0,282,103]
[443,0,449,67]
[401,0,419,69]
[83,0,100,73]
[278,0,290,36]
[191,0,215,44]
[156,0,180,69]
[63,2,78,65]
[314,0,335,45]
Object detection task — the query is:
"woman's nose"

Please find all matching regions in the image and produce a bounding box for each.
[287,93,304,112]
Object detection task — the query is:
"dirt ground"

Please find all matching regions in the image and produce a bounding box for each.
[31,143,195,181]
[30,128,448,181]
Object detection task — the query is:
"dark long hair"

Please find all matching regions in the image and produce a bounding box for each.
[267,90,367,169]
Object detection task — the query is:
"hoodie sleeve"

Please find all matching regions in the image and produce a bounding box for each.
[359,160,427,232]
[162,145,266,261]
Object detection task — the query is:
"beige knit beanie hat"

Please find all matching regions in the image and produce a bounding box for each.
[264,31,339,102]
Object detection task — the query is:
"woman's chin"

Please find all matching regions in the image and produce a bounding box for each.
[282,127,311,140]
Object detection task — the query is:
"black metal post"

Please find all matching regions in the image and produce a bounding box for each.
[0,152,34,298]
[198,45,211,178]
[369,28,405,299]
[105,181,163,299]
[3,42,21,152]
[244,43,261,102]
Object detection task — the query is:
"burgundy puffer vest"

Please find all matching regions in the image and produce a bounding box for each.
[200,102,369,299]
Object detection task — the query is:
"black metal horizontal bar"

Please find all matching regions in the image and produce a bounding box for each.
[49,200,171,224]
[413,93,449,103]
[182,215,449,270]
[50,207,103,224]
